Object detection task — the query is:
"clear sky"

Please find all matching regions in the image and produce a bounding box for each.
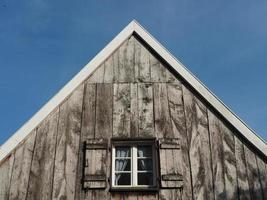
[0,0,267,145]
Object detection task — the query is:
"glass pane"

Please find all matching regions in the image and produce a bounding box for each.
[138,172,153,185]
[138,159,153,171]
[115,159,131,171]
[116,146,131,157]
[115,173,131,185]
[137,145,152,157]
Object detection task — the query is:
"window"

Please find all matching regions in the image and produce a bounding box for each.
[111,140,158,190]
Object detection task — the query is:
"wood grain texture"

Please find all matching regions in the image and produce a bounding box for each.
[134,37,151,82]
[222,125,238,200]
[113,83,131,137]
[52,85,84,200]
[9,130,36,200]
[95,83,113,139]
[138,83,154,137]
[244,146,263,200]
[153,83,172,138]
[234,137,250,200]
[113,36,134,83]
[208,110,226,200]
[87,63,105,83]
[183,86,213,200]
[150,53,166,82]
[167,83,192,200]
[27,109,59,200]
[75,83,96,200]
[256,157,267,199]
[130,83,138,137]
[103,55,114,83]
[94,83,113,200]
[0,154,14,200]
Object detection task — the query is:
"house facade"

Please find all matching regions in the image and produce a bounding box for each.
[0,21,266,200]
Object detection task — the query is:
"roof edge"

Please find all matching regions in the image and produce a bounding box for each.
[1,20,266,162]
[0,21,135,161]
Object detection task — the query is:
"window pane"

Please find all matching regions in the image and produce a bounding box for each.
[137,145,152,157]
[138,159,153,171]
[138,172,153,185]
[116,146,131,157]
[115,173,131,185]
[115,159,131,171]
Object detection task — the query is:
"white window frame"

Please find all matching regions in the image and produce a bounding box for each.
[111,140,157,189]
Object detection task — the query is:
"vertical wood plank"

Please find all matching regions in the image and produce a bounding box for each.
[87,63,105,83]
[138,83,154,137]
[222,126,238,200]
[154,83,173,138]
[0,154,14,200]
[52,85,84,200]
[94,83,113,200]
[208,110,226,200]
[165,83,192,200]
[115,36,134,82]
[75,83,96,200]
[234,137,250,200]
[134,37,151,82]
[244,146,263,200]
[103,56,114,83]
[9,130,36,200]
[27,109,59,200]
[150,53,166,82]
[257,157,267,199]
[130,83,138,137]
[183,86,213,200]
[95,83,113,139]
[113,83,131,138]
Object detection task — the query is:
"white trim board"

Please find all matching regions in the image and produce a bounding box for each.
[0,20,266,162]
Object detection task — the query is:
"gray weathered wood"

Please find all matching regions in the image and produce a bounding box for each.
[87,63,105,83]
[130,83,138,137]
[234,137,250,200]
[95,83,113,139]
[208,110,226,200]
[134,37,151,82]
[113,36,134,83]
[222,125,238,200]
[183,86,213,200]
[27,109,59,200]
[0,153,14,200]
[75,83,96,200]
[52,85,84,200]
[103,55,114,83]
[244,146,263,200]
[150,53,166,82]
[113,83,131,137]
[9,130,36,200]
[256,157,267,199]
[154,83,173,138]
[167,83,192,200]
[94,83,113,200]
[138,83,154,137]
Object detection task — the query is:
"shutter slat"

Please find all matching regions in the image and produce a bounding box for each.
[159,138,183,189]
[83,139,108,190]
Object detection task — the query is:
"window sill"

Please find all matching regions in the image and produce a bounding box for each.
[109,186,159,193]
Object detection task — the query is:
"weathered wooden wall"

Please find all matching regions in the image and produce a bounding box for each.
[0,35,266,200]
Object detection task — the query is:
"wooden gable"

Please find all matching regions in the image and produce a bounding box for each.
[0,22,266,200]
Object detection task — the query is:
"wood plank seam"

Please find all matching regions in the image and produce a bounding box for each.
[181,85,194,200]
[206,110,216,200]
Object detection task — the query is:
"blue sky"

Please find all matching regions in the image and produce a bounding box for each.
[0,0,267,145]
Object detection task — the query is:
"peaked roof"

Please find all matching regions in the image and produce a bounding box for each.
[0,20,266,162]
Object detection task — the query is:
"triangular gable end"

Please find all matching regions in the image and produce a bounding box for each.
[0,20,266,162]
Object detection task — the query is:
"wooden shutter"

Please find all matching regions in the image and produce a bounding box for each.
[82,138,108,189]
[158,138,183,188]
